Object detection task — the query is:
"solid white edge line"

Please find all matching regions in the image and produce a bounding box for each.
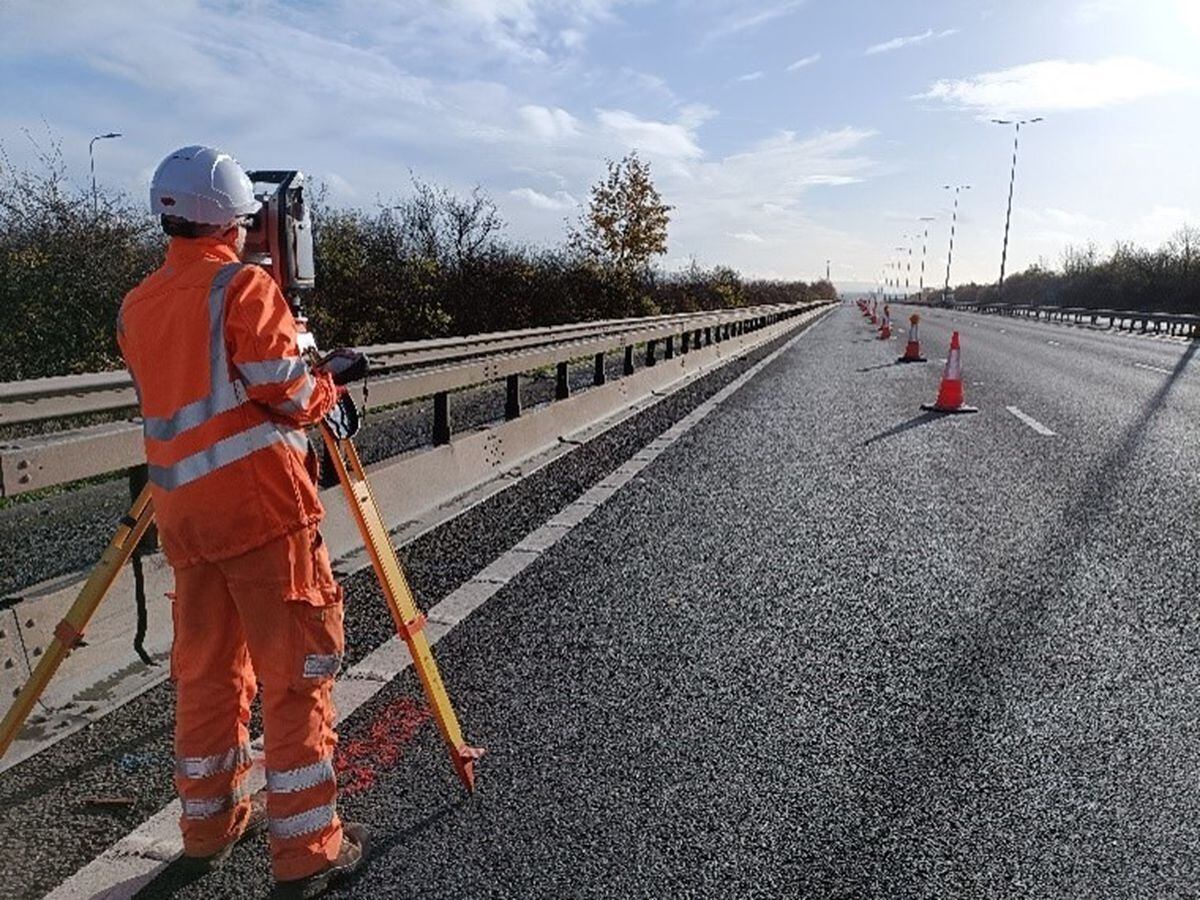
[1005,405,1057,436]
[45,308,832,900]
[1133,362,1174,375]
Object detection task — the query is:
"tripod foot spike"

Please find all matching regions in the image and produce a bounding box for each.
[453,744,486,792]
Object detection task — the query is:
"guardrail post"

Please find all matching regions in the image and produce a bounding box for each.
[664,335,675,360]
[434,392,451,445]
[680,331,690,353]
[505,375,521,420]
[593,352,606,385]
[646,339,657,367]
[623,345,635,375]
[696,328,704,348]
[704,327,712,346]
[556,362,570,400]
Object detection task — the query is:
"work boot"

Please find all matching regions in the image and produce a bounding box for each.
[271,823,370,899]
[178,791,268,874]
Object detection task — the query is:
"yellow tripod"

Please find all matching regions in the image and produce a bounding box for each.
[0,423,483,791]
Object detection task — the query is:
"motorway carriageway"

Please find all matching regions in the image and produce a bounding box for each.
[3,303,1199,898]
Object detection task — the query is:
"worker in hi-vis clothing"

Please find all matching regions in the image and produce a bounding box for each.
[118,146,369,898]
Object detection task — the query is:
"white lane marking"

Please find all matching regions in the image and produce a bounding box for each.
[44,309,834,900]
[1006,406,1057,436]
[1047,340,1061,346]
[1134,362,1173,375]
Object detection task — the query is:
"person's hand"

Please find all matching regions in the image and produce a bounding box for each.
[316,348,369,385]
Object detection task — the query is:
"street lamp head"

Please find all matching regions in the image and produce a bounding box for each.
[1028,117,1044,124]
[991,119,1013,125]
[102,132,122,139]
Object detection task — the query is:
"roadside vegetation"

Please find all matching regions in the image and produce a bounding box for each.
[1,144,835,381]
[951,229,1200,313]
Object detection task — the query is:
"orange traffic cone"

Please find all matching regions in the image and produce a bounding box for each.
[921,331,977,413]
[897,313,927,363]
[878,312,891,340]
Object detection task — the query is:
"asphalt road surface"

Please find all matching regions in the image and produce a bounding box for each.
[4,304,1199,898]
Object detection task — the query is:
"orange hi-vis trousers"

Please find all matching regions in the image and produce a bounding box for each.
[171,525,345,881]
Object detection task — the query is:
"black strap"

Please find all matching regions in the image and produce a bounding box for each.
[131,553,156,667]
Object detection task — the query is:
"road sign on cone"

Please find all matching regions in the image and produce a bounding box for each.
[921,331,978,414]
[897,313,927,363]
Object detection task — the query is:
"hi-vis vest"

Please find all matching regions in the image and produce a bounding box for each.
[118,238,338,568]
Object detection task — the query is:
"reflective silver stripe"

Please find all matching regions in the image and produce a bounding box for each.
[149,421,296,491]
[269,801,337,840]
[238,356,308,386]
[141,263,244,442]
[176,742,252,780]
[281,427,309,455]
[182,783,248,821]
[303,653,342,678]
[144,381,246,441]
[272,374,316,416]
[266,757,335,794]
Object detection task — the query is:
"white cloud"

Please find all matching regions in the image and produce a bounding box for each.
[510,187,578,210]
[702,1,805,45]
[731,231,766,243]
[919,57,1198,115]
[1177,0,1200,35]
[866,28,959,55]
[786,54,821,71]
[734,71,765,83]
[597,108,711,159]
[519,105,581,140]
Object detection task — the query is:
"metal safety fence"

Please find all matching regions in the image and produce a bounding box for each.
[0,302,825,498]
[951,302,1200,339]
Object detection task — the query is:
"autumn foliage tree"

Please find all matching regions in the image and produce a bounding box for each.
[569,151,672,272]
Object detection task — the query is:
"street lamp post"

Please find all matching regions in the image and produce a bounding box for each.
[894,246,907,302]
[918,216,935,303]
[943,184,971,304]
[905,236,913,300]
[992,116,1043,292]
[89,132,123,216]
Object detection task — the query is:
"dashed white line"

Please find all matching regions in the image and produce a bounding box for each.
[43,306,835,900]
[1006,406,1057,436]
[1047,340,1061,346]
[1133,362,1173,375]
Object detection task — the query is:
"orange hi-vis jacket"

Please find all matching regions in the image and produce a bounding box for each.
[118,237,338,568]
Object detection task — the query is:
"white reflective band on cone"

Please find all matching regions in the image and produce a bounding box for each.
[945,348,961,380]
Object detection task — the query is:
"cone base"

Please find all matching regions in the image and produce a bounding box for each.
[920,402,978,414]
[896,356,927,363]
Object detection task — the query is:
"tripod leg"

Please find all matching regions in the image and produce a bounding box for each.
[0,486,156,761]
[319,424,484,791]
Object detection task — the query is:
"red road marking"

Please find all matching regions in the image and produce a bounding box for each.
[335,696,431,795]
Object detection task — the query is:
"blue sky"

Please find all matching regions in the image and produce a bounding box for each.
[2,0,1198,289]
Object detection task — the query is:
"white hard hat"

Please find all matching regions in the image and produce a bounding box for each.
[149,145,260,227]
